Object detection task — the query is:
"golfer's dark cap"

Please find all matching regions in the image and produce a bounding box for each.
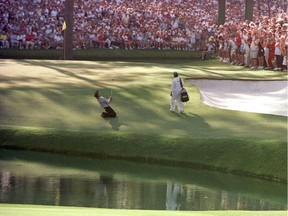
[94,90,100,97]
[173,72,178,77]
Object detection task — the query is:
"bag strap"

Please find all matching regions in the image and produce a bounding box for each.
[179,77,183,89]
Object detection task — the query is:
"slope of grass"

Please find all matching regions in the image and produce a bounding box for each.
[0,48,202,61]
[0,59,287,182]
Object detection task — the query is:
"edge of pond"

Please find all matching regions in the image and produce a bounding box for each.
[0,127,286,184]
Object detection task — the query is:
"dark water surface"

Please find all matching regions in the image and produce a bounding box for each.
[0,150,286,211]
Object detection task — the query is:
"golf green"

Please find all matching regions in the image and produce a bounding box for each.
[0,59,287,182]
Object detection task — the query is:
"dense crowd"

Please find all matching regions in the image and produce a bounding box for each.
[0,0,287,70]
[0,0,219,50]
[215,12,287,71]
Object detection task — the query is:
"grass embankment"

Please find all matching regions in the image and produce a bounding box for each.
[0,204,287,216]
[0,48,201,61]
[0,58,287,183]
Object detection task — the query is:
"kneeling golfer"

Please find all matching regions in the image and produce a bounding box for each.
[94,90,117,118]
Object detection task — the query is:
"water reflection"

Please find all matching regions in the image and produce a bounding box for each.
[0,150,286,211]
[166,182,180,210]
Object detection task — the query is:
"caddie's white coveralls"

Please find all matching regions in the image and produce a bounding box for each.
[170,77,184,113]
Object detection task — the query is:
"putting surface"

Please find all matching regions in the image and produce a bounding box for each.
[0,58,287,136]
[0,59,287,181]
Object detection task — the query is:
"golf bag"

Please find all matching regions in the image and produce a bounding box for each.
[179,78,189,102]
[180,88,189,102]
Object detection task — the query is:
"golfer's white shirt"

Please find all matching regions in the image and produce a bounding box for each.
[97,96,109,108]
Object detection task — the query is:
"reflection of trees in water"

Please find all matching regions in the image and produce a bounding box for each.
[0,171,285,210]
[0,171,11,201]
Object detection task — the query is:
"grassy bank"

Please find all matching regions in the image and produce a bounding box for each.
[1,128,286,182]
[0,204,287,216]
[0,58,287,182]
[0,48,201,61]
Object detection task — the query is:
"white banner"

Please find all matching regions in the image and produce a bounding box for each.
[188,79,288,116]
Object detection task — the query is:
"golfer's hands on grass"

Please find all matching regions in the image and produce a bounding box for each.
[108,96,112,102]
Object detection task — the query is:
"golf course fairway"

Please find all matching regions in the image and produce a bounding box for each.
[0,59,287,215]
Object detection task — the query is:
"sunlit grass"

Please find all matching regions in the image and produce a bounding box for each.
[0,204,287,216]
[0,58,286,138]
[0,59,287,182]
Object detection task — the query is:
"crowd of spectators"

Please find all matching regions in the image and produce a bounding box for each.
[215,3,287,71]
[0,0,220,51]
[0,0,287,70]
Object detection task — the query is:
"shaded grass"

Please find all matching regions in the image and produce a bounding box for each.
[0,48,202,61]
[0,205,287,216]
[0,59,287,182]
[0,128,286,181]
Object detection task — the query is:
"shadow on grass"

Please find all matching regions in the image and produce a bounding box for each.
[1,59,287,137]
[104,117,128,131]
[170,112,211,132]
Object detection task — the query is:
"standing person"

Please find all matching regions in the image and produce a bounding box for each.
[243,31,251,67]
[267,32,276,69]
[274,36,285,71]
[190,30,196,50]
[257,37,265,69]
[170,72,184,113]
[94,90,117,118]
[250,36,259,69]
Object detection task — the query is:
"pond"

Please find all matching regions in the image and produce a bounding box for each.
[0,150,286,211]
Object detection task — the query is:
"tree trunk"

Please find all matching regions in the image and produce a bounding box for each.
[63,0,74,60]
[268,0,271,18]
[245,0,254,21]
[218,0,226,25]
[257,0,261,16]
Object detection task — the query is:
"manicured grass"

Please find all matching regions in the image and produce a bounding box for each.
[0,59,287,183]
[0,48,202,61]
[0,204,287,216]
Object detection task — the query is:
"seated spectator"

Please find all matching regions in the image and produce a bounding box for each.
[201,37,216,60]
[0,31,9,48]
[25,32,36,49]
